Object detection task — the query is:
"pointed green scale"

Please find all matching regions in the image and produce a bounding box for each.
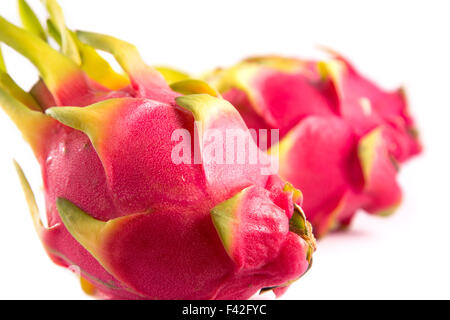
[205,63,260,97]
[43,0,81,64]
[17,0,47,41]
[155,66,190,84]
[0,45,6,72]
[56,198,107,258]
[358,128,403,217]
[13,160,45,235]
[45,105,102,143]
[44,0,128,89]
[46,19,129,90]
[76,30,145,76]
[175,94,240,151]
[55,197,148,280]
[0,87,52,152]
[46,18,61,45]
[0,16,84,100]
[45,98,132,148]
[317,59,346,96]
[283,182,303,203]
[210,190,243,257]
[0,73,41,111]
[289,204,315,262]
[170,79,219,97]
[72,35,129,90]
[0,45,40,110]
[203,62,281,123]
[175,94,237,123]
[358,128,382,184]
[75,30,169,92]
[288,204,308,236]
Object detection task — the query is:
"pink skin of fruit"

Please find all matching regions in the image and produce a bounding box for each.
[0,2,315,299]
[206,55,421,237]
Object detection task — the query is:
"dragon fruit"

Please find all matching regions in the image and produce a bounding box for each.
[0,1,315,299]
[205,55,421,237]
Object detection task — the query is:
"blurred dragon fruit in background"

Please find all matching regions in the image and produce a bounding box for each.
[205,55,421,237]
[0,0,315,299]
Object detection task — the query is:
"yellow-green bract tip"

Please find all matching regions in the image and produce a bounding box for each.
[0,16,83,98]
[45,98,130,145]
[18,0,47,41]
[155,66,190,84]
[13,159,44,234]
[76,30,141,73]
[0,45,6,72]
[42,0,81,64]
[175,94,236,122]
[210,191,242,256]
[0,86,50,151]
[45,105,100,141]
[56,197,106,258]
[46,18,61,45]
[171,79,219,97]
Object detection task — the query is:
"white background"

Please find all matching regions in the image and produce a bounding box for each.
[0,0,449,299]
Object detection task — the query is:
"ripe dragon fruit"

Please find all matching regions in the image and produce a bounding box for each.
[205,55,421,237]
[0,1,315,299]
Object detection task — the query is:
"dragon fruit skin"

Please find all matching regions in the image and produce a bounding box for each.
[206,55,421,237]
[0,2,315,299]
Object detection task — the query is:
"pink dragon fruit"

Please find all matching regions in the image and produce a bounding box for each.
[0,1,315,299]
[205,55,421,237]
